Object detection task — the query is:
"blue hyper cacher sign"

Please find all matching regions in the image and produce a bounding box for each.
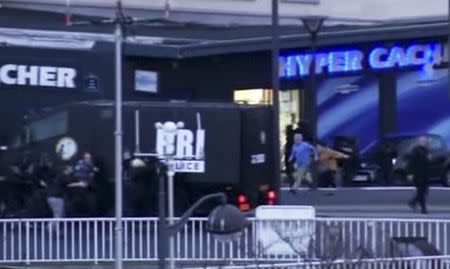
[279,42,448,78]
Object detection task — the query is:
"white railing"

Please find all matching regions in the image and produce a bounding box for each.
[0,217,449,264]
[186,256,450,269]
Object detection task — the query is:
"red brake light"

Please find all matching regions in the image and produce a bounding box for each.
[237,194,247,204]
[267,190,276,200]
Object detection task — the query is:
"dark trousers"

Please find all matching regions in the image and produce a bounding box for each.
[66,189,93,217]
[409,183,428,213]
[285,164,295,188]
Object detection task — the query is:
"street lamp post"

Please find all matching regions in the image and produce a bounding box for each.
[448,0,450,98]
[69,3,129,269]
[156,163,248,269]
[113,18,124,269]
[271,0,281,199]
[300,16,327,143]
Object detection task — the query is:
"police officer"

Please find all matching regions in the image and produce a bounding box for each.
[407,136,431,214]
[67,152,98,217]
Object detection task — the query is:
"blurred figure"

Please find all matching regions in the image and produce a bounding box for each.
[123,149,132,181]
[289,133,318,192]
[23,153,56,218]
[67,152,98,217]
[376,142,396,185]
[35,153,56,186]
[6,151,38,217]
[407,136,431,214]
[334,136,359,186]
[129,158,157,216]
[316,143,350,187]
[72,152,98,183]
[45,166,72,232]
[284,124,295,188]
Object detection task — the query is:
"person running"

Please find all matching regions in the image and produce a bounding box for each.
[289,133,318,192]
[407,136,431,214]
[316,142,349,188]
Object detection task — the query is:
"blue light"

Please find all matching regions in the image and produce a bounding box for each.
[369,48,388,69]
[406,45,427,66]
[295,54,311,76]
[388,47,408,67]
[350,50,363,71]
[279,56,288,78]
[328,52,344,73]
[344,51,350,72]
[279,41,445,78]
[327,51,363,74]
[285,56,294,77]
[424,45,434,64]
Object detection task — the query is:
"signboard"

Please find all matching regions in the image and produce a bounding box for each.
[279,42,448,78]
[0,64,77,88]
[135,70,158,93]
[155,113,205,173]
[255,206,316,257]
[133,106,243,183]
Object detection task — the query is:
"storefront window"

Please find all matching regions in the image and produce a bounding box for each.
[12,111,68,148]
[396,68,450,145]
[233,89,272,105]
[317,75,379,151]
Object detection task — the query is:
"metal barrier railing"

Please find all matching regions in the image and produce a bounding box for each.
[185,255,450,269]
[0,217,448,264]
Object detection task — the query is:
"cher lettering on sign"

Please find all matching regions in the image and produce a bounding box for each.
[0,64,77,88]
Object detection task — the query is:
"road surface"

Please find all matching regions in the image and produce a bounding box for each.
[279,186,450,218]
[0,187,449,268]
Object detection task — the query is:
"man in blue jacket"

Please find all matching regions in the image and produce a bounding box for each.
[67,152,98,216]
[289,133,318,192]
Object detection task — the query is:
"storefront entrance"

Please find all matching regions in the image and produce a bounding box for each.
[233,88,301,169]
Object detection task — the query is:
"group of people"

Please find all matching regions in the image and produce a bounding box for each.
[285,131,350,192]
[284,125,432,214]
[1,152,99,223]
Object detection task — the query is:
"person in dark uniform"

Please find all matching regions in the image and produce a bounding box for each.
[7,151,38,217]
[407,136,431,214]
[284,125,295,188]
[129,158,158,216]
[44,166,72,232]
[376,142,395,185]
[67,152,98,217]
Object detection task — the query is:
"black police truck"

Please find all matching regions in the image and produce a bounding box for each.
[0,101,276,216]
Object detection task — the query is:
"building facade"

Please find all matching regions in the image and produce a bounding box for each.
[1,7,450,165]
[3,0,448,25]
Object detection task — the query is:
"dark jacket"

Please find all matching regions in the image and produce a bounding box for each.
[408,145,430,184]
[46,172,70,198]
[73,160,96,184]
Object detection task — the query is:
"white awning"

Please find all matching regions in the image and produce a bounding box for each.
[0,27,204,50]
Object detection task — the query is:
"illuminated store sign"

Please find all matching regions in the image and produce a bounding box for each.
[279,42,448,78]
[0,64,77,88]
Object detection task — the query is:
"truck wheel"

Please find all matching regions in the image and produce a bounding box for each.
[442,168,450,187]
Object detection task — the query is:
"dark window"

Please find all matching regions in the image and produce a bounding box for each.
[12,111,68,148]
[28,111,68,142]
